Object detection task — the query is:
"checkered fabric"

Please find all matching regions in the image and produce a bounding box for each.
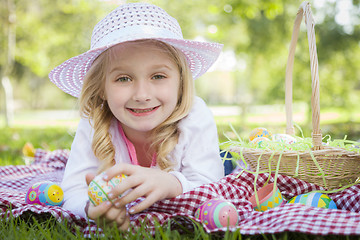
[1,149,360,237]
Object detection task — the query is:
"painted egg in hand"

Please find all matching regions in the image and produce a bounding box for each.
[288,192,337,209]
[25,181,64,207]
[249,128,271,141]
[88,172,127,206]
[195,199,239,230]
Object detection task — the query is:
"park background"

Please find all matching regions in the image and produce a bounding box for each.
[1,0,360,163]
[1,1,360,239]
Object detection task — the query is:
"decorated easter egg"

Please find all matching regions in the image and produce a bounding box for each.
[249,127,271,142]
[272,134,297,145]
[251,136,270,147]
[25,181,64,206]
[288,192,337,209]
[88,172,127,206]
[195,199,239,230]
[248,183,285,212]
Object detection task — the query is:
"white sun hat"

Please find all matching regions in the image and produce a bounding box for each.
[49,2,223,98]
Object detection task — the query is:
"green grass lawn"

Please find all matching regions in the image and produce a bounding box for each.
[2,212,358,240]
[1,110,360,239]
[2,127,360,239]
[0,126,75,166]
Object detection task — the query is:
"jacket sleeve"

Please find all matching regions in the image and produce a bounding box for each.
[61,118,100,218]
[169,97,224,193]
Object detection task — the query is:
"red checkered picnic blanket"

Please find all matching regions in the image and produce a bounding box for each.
[1,149,360,237]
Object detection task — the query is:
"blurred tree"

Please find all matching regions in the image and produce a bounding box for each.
[14,0,110,108]
[0,0,112,112]
[315,1,360,114]
[0,0,359,125]
[1,0,16,126]
[162,0,360,128]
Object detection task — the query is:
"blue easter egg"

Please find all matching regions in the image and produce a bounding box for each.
[288,192,337,209]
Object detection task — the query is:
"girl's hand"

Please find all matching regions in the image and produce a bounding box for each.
[103,163,183,214]
[85,173,130,231]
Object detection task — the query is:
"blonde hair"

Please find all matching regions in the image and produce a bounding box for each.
[79,40,194,173]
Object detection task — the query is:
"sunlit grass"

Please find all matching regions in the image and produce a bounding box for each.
[1,214,358,239]
[1,109,360,239]
[0,126,74,166]
[2,212,358,239]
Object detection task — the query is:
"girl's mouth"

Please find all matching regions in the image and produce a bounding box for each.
[127,106,159,115]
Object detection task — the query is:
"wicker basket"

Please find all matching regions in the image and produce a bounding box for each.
[230,2,360,190]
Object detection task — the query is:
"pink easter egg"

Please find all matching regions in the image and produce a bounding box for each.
[195,199,239,230]
[88,172,127,206]
[25,181,64,207]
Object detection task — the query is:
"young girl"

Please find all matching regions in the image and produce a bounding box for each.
[49,2,224,230]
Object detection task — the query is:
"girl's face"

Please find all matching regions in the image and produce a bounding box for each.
[104,41,180,139]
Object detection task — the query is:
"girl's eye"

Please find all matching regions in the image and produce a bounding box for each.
[152,75,165,80]
[116,76,131,82]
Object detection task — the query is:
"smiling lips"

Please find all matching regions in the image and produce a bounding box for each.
[127,106,159,116]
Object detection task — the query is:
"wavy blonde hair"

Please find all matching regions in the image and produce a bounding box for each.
[79,40,194,173]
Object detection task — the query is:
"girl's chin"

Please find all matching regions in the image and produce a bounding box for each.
[121,122,157,134]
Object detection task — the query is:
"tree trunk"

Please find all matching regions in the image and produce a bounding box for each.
[1,76,14,126]
[1,0,16,127]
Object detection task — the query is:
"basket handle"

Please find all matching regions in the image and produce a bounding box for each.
[285,1,323,150]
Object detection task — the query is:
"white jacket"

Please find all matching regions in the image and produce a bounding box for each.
[61,96,224,218]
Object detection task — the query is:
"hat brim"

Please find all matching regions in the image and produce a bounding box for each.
[49,38,223,98]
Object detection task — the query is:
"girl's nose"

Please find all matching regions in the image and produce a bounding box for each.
[133,80,151,102]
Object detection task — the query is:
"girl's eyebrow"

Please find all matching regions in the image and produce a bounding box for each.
[109,64,174,75]
[151,64,174,71]
[108,66,126,75]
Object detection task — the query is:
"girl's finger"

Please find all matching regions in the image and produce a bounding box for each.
[103,163,137,181]
[114,183,149,207]
[111,197,122,208]
[108,174,143,201]
[118,215,131,232]
[128,192,160,214]
[105,205,126,222]
[87,201,112,219]
[114,209,127,225]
